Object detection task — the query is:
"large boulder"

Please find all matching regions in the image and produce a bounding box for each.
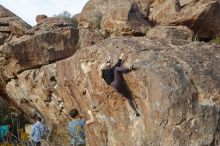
[28,17,76,33]
[78,28,104,48]
[36,14,48,25]
[30,16,104,48]
[0,18,79,80]
[149,0,220,39]
[0,33,8,45]
[2,37,219,146]
[0,5,16,18]
[146,25,193,40]
[0,5,31,39]
[0,15,105,96]
[76,0,152,36]
[0,3,219,146]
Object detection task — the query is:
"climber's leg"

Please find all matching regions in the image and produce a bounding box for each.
[111,67,130,90]
[110,59,123,73]
[111,67,140,116]
[127,98,140,116]
[119,88,140,116]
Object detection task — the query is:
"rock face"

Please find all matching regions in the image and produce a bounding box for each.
[146,25,193,40]
[78,28,104,48]
[149,0,220,39]
[36,14,48,25]
[0,5,31,42]
[77,0,152,35]
[0,12,79,117]
[0,1,220,146]
[1,36,220,146]
[77,0,220,38]
[0,96,7,111]
[0,18,79,78]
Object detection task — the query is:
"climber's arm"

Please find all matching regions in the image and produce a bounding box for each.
[86,110,94,125]
[111,53,125,69]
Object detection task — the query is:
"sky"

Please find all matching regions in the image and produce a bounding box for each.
[0,0,89,26]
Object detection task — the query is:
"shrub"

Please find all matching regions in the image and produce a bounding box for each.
[211,37,220,45]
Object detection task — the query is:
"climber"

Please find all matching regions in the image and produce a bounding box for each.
[31,116,45,146]
[100,53,140,116]
[68,108,94,146]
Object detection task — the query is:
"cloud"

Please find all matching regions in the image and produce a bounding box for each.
[0,0,89,26]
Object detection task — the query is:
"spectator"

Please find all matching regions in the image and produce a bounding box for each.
[31,117,45,146]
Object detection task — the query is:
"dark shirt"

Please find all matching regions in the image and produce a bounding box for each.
[102,59,122,85]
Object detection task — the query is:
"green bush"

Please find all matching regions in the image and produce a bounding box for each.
[0,97,28,131]
[53,11,72,18]
[211,37,220,45]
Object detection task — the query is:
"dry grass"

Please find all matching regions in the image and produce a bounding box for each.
[49,122,70,146]
[211,37,220,45]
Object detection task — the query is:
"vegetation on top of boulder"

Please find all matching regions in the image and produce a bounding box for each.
[53,11,72,18]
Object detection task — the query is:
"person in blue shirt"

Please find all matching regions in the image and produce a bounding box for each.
[68,108,94,146]
[0,124,11,143]
[31,117,45,146]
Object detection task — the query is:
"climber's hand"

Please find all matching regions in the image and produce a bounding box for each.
[88,110,92,115]
[119,53,125,60]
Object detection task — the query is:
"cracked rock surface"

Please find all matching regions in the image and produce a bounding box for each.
[0,2,219,146]
[2,36,220,146]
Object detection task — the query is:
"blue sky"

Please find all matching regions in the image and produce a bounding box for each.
[0,0,89,26]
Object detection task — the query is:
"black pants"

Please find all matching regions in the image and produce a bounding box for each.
[111,67,130,91]
[110,61,139,115]
[109,59,125,90]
